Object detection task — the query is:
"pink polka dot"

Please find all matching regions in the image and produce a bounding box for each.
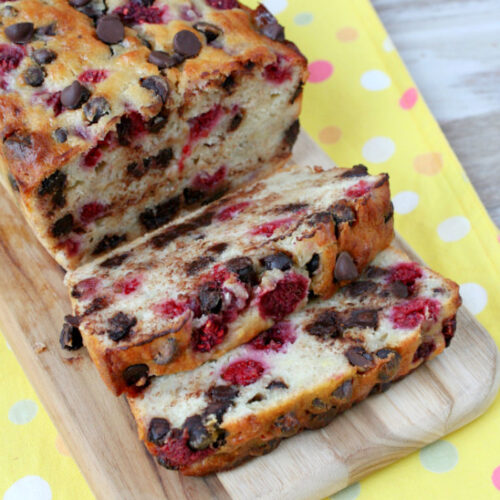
[492,465,500,490]
[308,60,334,83]
[400,87,418,110]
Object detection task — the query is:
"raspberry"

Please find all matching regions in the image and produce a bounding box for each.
[192,166,226,191]
[158,429,213,468]
[389,262,423,286]
[82,146,102,168]
[250,321,296,352]
[72,277,100,299]
[216,201,250,222]
[264,59,292,84]
[114,1,166,25]
[413,341,436,362]
[113,275,141,295]
[192,315,227,352]
[391,298,440,329]
[210,265,231,285]
[58,238,80,257]
[154,299,187,319]
[258,272,309,320]
[79,202,109,225]
[345,180,370,198]
[250,217,294,237]
[189,105,223,142]
[205,0,239,9]
[221,359,264,386]
[45,91,63,116]
[0,44,24,74]
[78,69,109,84]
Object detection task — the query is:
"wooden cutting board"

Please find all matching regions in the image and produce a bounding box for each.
[0,132,498,500]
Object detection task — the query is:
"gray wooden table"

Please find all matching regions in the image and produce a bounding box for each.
[373,0,500,226]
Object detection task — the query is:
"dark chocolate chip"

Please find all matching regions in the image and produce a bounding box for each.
[123,363,149,387]
[384,202,394,223]
[126,161,145,179]
[107,311,137,341]
[248,394,264,403]
[7,172,19,192]
[306,253,320,277]
[92,234,126,255]
[442,315,457,348]
[147,417,170,446]
[186,255,215,276]
[60,81,90,109]
[100,252,129,268]
[193,22,222,43]
[199,281,223,315]
[274,412,299,436]
[228,112,243,132]
[82,297,108,317]
[183,187,205,206]
[64,314,81,327]
[83,97,110,124]
[148,50,183,69]
[343,308,379,330]
[143,148,173,170]
[59,322,83,350]
[276,202,309,214]
[343,280,377,297]
[173,30,202,58]
[332,379,353,400]
[284,119,300,147]
[306,309,341,338]
[139,195,181,230]
[261,252,293,272]
[207,385,239,404]
[96,15,124,45]
[311,398,328,410]
[345,346,373,369]
[331,201,356,226]
[147,109,169,133]
[208,242,228,254]
[306,407,338,430]
[5,22,34,44]
[334,251,358,282]
[153,337,178,365]
[69,0,91,6]
[253,5,285,41]
[221,74,236,93]
[54,128,67,143]
[391,280,409,299]
[290,81,304,104]
[365,266,388,279]
[261,22,284,41]
[140,75,169,103]
[35,23,57,37]
[341,164,368,178]
[266,380,288,390]
[0,5,19,17]
[376,348,401,381]
[51,214,73,237]
[226,256,258,286]
[38,170,66,197]
[3,133,32,158]
[184,415,212,450]
[413,341,436,362]
[32,48,57,65]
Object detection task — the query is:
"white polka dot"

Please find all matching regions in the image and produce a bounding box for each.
[392,191,419,215]
[262,0,288,15]
[459,283,488,315]
[383,37,395,52]
[437,216,471,242]
[4,476,52,500]
[8,399,38,425]
[362,137,396,163]
[360,70,391,91]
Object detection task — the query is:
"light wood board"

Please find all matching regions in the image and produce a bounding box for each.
[0,132,498,500]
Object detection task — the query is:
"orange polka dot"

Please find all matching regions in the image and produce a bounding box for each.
[55,434,71,457]
[319,126,342,144]
[336,27,359,42]
[413,153,443,176]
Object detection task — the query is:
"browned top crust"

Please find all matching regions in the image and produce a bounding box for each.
[0,0,305,192]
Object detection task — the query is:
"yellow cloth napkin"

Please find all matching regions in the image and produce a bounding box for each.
[1,1,499,499]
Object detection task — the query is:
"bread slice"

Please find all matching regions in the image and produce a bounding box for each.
[65,164,394,394]
[128,244,461,475]
[0,0,306,269]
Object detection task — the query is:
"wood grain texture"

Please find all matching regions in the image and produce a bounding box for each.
[372,0,500,226]
[0,131,498,499]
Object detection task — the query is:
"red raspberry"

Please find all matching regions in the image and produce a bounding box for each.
[221,359,264,386]
[217,201,250,221]
[250,321,296,352]
[413,341,436,362]
[72,277,100,299]
[391,298,440,329]
[78,69,109,84]
[346,180,370,198]
[192,315,227,352]
[153,299,187,319]
[79,202,109,225]
[389,262,423,286]
[189,105,223,142]
[264,59,292,84]
[250,217,294,237]
[205,0,239,9]
[82,146,102,168]
[114,1,166,25]
[192,165,226,191]
[45,91,63,116]
[158,429,213,467]
[258,272,309,320]
[210,265,231,285]
[58,238,80,257]
[0,44,24,74]
[113,275,141,295]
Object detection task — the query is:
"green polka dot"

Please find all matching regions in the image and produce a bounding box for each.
[8,399,38,424]
[294,12,313,26]
[419,440,458,473]
[329,482,361,500]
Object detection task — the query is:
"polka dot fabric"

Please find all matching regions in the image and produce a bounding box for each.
[2,1,499,499]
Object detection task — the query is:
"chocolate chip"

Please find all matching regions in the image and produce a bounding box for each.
[92,234,126,255]
[143,148,173,170]
[35,23,56,37]
[365,266,388,279]
[123,364,149,387]
[184,415,212,450]
[261,252,293,272]
[413,341,436,362]
[51,214,73,237]
[82,297,108,317]
[147,417,170,446]
[253,5,285,41]
[207,385,239,404]
[226,256,258,286]
[376,348,401,381]
[306,310,341,338]
[266,380,288,390]
[290,81,304,103]
[343,308,379,330]
[208,242,228,254]
[0,5,19,17]
[343,280,377,297]
[384,202,394,223]
[148,50,183,69]
[221,74,236,93]
[341,164,368,178]
[334,251,358,282]
[147,109,169,133]
[284,119,300,147]
[4,133,32,158]
[274,412,299,436]
[442,315,457,347]
[173,30,202,58]
[126,161,145,179]
[5,22,34,44]
[83,97,110,124]
[153,337,178,365]
[70,0,91,6]
[107,311,137,341]
[391,280,409,298]
[140,75,169,103]
[193,22,222,43]
[38,170,66,198]
[311,398,328,410]
[32,48,57,65]
[100,252,129,268]
[306,253,320,277]
[96,15,124,44]
[228,112,243,132]
[345,346,373,369]
[54,128,67,143]
[8,173,18,192]
[60,81,90,109]
[199,281,223,314]
[139,195,181,230]
[261,22,284,41]
[248,393,264,403]
[332,379,353,400]
[59,322,83,350]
